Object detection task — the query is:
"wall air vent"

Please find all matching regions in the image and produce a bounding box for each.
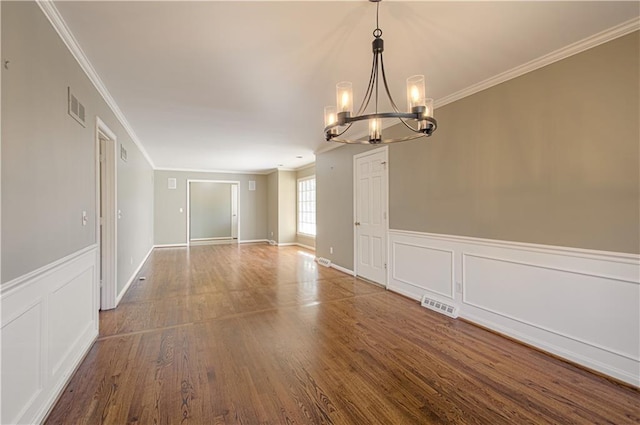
[68,87,86,127]
[420,294,458,319]
[316,257,331,267]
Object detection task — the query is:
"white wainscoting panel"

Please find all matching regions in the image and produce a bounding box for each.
[388,230,640,386]
[1,246,99,425]
[390,241,454,300]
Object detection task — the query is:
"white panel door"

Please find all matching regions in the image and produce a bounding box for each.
[355,148,388,285]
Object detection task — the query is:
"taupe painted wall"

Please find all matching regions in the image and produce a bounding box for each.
[2,1,154,286]
[267,171,279,242]
[278,170,297,244]
[296,165,316,249]
[316,145,376,269]
[189,182,232,239]
[389,32,639,254]
[316,32,640,270]
[154,170,267,245]
[266,170,298,245]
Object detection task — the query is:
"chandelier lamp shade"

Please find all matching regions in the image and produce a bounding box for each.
[324,0,438,144]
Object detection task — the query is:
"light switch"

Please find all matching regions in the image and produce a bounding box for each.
[118,210,122,219]
[179,208,183,213]
[82,211,88,226]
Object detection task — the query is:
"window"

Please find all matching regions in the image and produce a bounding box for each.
[297,176,316,236]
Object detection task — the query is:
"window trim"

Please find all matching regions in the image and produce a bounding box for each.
[297,175,316,238]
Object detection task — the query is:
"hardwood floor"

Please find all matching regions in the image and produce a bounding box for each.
[45,244,639,424]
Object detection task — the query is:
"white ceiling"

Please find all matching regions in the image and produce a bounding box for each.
[53,1,639,173]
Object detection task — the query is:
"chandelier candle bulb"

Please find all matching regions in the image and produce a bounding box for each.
[324,106,338,136]
[369,118,382,143]
[407,75,426,112]
[336,82,353,114]
[418,98,435,131]
[424,98,434,118]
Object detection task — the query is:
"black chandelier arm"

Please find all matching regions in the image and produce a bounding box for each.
[397,116,423,133]
[329,132,431,145]
[324,115,437,138]
[356,52,378,116]
[345,111,423,123]
[379,53,401,114]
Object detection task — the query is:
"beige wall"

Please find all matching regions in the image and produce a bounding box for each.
[189,182,233,239]
[389,32,639,254]
[316,32,640,270]
[316,145,376,269]
[278,170,297,244]
[154,170,267,245]
[267,171,278,242]
[1,1,154,285]
[266,170,299,245]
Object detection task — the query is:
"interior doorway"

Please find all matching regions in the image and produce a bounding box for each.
[96,118,117,310]
[186,180,240,245]
[353,146,388,286]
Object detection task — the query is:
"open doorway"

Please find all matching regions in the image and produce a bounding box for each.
[96,118,117,310]
[186,180,239,245]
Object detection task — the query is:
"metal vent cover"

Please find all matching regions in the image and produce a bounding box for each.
[420,294,458,319]
[68,87,86,127]
[316,257,331,267]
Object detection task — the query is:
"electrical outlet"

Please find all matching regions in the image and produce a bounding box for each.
[330,247,333,254]
[456,282,462,292]
[130,257,133,265]
[270,231,274,237]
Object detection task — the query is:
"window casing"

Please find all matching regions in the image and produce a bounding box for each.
[297,176,316,237]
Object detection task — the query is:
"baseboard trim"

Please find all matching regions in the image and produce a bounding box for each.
[331,263,355,276]
[153,243,188,248]
[36,331,97,424]
[116,246,153,306]
[296,243,316,251]
[238,239,268,244]
[462,311,640,388]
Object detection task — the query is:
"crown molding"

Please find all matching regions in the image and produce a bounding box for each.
[154,167,271,175]
[36,0,155,169]
[314,141,345,156]
[295,162,316,172]
[435,17,640,109]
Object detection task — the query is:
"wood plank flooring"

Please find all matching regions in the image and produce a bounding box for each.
[45,244,639,424]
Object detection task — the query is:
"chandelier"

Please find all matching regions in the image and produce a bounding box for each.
[324,0,437,144]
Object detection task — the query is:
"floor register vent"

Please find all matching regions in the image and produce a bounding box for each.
[421,295,458,319]
[317,257,331,267]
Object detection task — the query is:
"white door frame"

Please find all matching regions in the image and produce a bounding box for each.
[353,146,389,286]
[186,179,240,245]
[95,117,117,310]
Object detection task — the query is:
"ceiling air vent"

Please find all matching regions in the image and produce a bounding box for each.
[421,294,458,319]
[68,87,86,127]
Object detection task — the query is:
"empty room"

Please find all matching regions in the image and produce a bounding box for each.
[1,1,639,424]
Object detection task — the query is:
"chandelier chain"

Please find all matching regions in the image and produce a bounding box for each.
[373,1,382,38]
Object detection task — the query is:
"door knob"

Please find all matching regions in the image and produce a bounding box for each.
[355,221,361,226]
